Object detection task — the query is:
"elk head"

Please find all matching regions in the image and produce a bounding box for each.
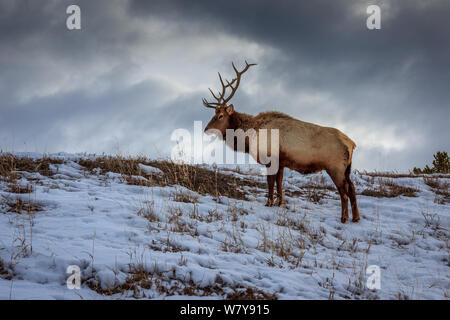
[203,61,256,137]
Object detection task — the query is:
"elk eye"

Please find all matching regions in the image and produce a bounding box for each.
[218,114,224,120]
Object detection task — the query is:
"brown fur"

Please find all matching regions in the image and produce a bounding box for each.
[205,106,360,223]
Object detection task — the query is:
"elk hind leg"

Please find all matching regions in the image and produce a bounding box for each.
[345,163,360,222]
[275,167,285,206]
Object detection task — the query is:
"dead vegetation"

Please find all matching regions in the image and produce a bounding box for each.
[1,195,43,214]
[0,154,63,210]
[123,176,153,187]
[206,208,223,223]
[304,186,328,204]
[84,257,277,299]
[76,156,265,200]
[136,200,160,223]
[167,205,198,235]
[356,170,450,179]
[0,257,14,280]
[2,154,449,299]
[8,183,33,194]
[260,212,325,268]
[284,176,335,203]
[225,287,278,300]
[0,154,63,181]
[360,178,418,198]
[357,171,417,178]
[170,187,199,203]
[423,177,450,204]
[285,186,329,204]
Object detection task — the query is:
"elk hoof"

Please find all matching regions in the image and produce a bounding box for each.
[265,200,274,207]
[341,216,348,223]
[275,199,286,207]
[352,216,360,223]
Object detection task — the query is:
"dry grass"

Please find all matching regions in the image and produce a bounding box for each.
[124,176,154,187]
[357,171,416,178]
[166,205,199,236]
[8,183,33,194]
[2,196,43,214]
[421,211,442,233]
[226,287,277,300]
[357,170,450,179]
[0,154,63,181]
[304,186,328,204]
[360,178,418,198]
[76,156,265,201]
[0,258,14,280]
[423,177,450,204]
[284,176,334,203]
[84,257,277,299]
[77,156,145,176]
[137,200,160,223]
[221,225,246,254]
[226,202,249,219]
[259,213,320,268]
[205,208,223,223]
[423,177,443,189]
[170,187,199,203]
[1,154,265,202]
[0,155,62,215]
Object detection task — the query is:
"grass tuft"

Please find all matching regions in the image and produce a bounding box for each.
[76,156,265,200]
[360,178,418,198]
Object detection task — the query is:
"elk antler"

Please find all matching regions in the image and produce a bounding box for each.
[203,60,256,109]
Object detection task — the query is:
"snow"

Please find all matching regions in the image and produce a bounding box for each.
[0,153,449,300]
[138,164,163,175]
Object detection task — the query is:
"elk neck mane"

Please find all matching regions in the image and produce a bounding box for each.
[229,110,294,131]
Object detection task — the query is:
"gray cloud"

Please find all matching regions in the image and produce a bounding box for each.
[0,0,449,170]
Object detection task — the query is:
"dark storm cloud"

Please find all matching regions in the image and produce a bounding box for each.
[0,0,449,170]
[129,0,450,114]
[130,0,450,169]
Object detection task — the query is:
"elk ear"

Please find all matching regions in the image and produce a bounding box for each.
[226,104,234,115]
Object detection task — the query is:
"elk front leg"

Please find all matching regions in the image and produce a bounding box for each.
[265,174,276,207]
[275,167,285,206]
[327,168,349,223]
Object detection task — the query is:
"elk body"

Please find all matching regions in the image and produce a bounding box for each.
[203,62,360,223]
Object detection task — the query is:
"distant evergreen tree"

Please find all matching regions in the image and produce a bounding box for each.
[413,151,449,174]
[432,151,449,173]
[412,167,421,174]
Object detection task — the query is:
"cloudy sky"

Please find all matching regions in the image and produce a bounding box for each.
[1,0,449,170]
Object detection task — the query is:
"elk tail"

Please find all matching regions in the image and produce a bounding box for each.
[345,162,352,181]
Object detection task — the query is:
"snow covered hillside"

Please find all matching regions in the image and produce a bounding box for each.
[0,153,449,299]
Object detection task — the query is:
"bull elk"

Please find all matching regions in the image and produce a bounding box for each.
[203,61,360,223]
